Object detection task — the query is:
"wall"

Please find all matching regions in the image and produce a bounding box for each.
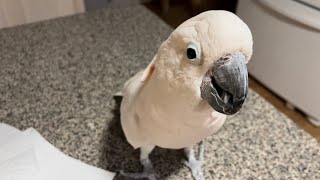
[0,0,84,29]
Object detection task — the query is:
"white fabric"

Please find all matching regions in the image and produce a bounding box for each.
[0,123,115,180]
[0,123,22,144]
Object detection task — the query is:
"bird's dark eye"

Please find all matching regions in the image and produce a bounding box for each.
[187,48,197,59]
[186,42,202,65]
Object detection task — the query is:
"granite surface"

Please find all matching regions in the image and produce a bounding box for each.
[0,5,319,180]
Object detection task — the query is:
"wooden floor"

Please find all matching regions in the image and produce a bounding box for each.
[249,78,320,141]
[144,2,320,141]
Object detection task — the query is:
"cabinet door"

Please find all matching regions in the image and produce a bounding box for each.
[0,0,84,29]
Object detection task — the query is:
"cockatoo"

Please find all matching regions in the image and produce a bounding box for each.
[118,10,252,180]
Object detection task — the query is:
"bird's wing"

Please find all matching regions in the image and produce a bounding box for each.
[120,55,157,149]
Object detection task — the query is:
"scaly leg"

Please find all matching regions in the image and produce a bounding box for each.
[120,145,157,180]
[183,141,205,180]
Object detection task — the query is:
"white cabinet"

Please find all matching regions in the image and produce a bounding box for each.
[237,0,320,126]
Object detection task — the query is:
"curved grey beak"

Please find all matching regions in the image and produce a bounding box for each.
[200,52,248,115]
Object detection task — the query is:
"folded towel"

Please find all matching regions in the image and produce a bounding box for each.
[0,123,115,180]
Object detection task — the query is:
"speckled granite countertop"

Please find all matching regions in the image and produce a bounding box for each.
[0,5,319,180]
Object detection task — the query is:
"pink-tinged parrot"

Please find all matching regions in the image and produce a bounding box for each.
[118,10,253,180]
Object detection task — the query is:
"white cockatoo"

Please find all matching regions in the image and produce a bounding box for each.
[118,10,253,180]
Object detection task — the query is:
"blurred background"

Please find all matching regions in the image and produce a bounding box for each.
[0,0,239,29]
[0,0,319,139]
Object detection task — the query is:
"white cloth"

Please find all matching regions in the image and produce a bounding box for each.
[0,123,115,180]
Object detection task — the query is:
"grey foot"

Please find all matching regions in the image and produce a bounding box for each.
[119,158,157,180]
[183,141,205,180]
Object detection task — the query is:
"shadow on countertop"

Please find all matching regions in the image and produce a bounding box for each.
[98,96,185,180]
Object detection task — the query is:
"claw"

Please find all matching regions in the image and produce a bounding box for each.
[183,159,204,180]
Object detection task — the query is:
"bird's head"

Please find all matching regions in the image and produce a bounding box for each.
[148,10,253,115]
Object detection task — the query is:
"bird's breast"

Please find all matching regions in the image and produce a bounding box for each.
[135,97,227,149]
